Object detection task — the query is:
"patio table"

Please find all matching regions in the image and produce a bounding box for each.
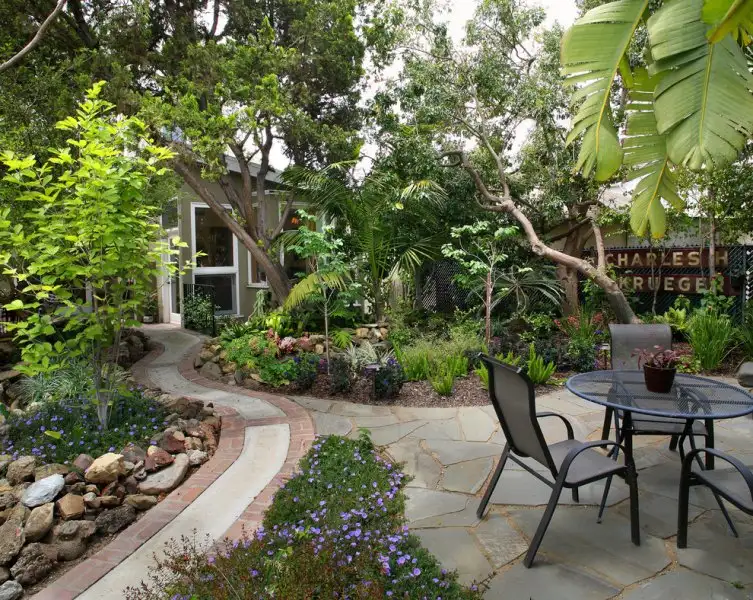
[566,370,753,470]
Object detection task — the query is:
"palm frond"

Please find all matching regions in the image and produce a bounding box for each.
[624,68,684,238]
[703,0,753,44]
[561,0,649,180]
[283,271,348,311]
[648,0,753,170]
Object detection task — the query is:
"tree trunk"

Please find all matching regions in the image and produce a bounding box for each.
[484,270,492,347]
[324,293,331,375]
[556,224,589,316]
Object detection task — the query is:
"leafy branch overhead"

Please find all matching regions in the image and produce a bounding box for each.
[562,0,753,238]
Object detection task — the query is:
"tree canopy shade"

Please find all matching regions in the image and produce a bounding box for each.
[562,0,753,238]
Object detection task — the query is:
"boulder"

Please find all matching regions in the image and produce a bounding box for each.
[51,520,96,561]
[67,482,87,495]
[120,443,147,464]
[146,446,174,468]
[184,437,203,451]
[21,474,65,508]
[4,505,27,524]
[34,463,69,480]
[132,462,147,481]
[199,423,218,453]
[0,567,8,585]
[84,484,98,494]
[355,327,369,339]
[10,543,57,585]
[6,457,36,486]
[0,493,15,511]
[10,484,28,502]
[83,492,98,508]
[24,503,54,542]
[0,482,9,495]
[0,457,11,478]
[56,493,85,520]
[199,361,222,380]
[123,475,139,494]
[85,453,125,484]
[0,518,24,565]
[138,453,189,496]
[99,496,121,508]
[186,449,208,466]
[737,362,753,388]
[0,581,22,600]
[124,494,157,510]
[198,348,215,363]
[72,454,94,472]
[100,481,125,500]
[159,431,186,454]
[95,504,136,535]
[64,471,84,485]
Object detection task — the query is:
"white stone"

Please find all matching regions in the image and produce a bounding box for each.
[21,474,64,508]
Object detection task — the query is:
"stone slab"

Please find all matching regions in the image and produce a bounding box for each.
[486,558,620,600]
[312,412,352,437]
[291,396,333,412]
[621,568,749,600]
[329,402,392,417]
[368,421,427,446]
[424,439,505,465]
[414,528,493,585]
[615,489,703,539]
[473,512,528,568]
[508,507,670,586]
[458,407,496,442]
[409,419,462,440]
[442,457,493,494]
[737,362,753,388]
[410,504,481,529]
[351,415,400,427]
[636,463,720,510]
[392,406,459,421]
[385,440,440,489]
[404,488,468,523]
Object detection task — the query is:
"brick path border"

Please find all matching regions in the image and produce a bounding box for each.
[32,331,315,600]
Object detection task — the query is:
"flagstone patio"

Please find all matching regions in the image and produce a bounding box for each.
[294,388,753,599]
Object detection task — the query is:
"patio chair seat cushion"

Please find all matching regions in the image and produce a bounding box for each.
[549,440,625,486]
[693,467,753,512]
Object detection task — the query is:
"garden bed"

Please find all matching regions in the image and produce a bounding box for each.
[0,337,222,597]
[125,434,483,600]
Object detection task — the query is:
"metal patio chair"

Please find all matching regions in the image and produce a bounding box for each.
[678,448,753,547]
[606,324,709,455]
[477,355,640,568]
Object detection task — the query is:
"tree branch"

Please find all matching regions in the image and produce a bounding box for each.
[0,0,68,73]
[547,219,590,243]
[271,196,295,241]
[589,206,606,273]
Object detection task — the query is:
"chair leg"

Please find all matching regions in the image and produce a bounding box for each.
[713,493,739,538]
[523,477,565,568]
[669,434,679,451]
[677,470,691,549]
[597,475,612,524]
[571,487,579,503]
[477,444,510,519]
[627,463,640,546]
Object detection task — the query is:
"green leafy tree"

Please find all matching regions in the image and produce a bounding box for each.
[0,83,189,428]
[441,221,518,347]
[562,0,753,238]
[392,0,640,322]
[283,214,355,371]
[282,165,446,321]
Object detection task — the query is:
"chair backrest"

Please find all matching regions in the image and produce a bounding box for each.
[609,323,672,370]
[481,355,555,472]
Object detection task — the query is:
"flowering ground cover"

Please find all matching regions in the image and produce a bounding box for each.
[1,389,167,464]
[125,434,484,599]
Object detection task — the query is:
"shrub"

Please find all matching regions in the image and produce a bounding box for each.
[291,353,319,391]
[429,370,454,396]
[257,358,298,387]
[739,306,753,360]
[525,343,556,384]
[125,435,481,600]
[565,338,598,373]
[395,343,432,381]
[182,293,217,335]
[19,359,101,404]
[474,364,489,390]
[2,390,167,464]
[654,296,692,339]
[445,353,469,378]
[374,358,405,399]
[329,357,354,393]
[555,310,607,343]
[343,341,395,373]
[688,310,736,371]
[496,350,521,368]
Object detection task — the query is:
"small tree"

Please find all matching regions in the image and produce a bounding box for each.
[0,83,188,428]
[441,222,517,348]
[282,214,355,372]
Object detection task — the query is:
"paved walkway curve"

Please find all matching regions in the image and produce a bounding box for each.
[33,325,315,600]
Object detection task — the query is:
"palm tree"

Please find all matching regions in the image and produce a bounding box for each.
[281,165,446,322]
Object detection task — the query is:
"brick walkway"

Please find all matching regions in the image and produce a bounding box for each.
[32,325,314,600]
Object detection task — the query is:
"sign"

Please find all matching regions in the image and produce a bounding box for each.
[605,248,729,269]
[617,275,739,295]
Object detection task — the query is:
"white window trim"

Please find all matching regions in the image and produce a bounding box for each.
[190,202,240,315]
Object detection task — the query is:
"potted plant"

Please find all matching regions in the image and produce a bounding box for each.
[635,345,681,393]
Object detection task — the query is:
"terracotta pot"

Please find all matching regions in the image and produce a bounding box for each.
[643,365,676,394]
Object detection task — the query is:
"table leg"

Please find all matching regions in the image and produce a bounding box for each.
[601,406,613,441]
[705,419,714,470]
[623,411,635,472]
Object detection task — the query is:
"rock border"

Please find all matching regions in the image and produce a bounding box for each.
[30,331,315,600]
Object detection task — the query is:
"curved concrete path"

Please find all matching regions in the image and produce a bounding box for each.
[56,326,297,599]
[294,389,753,598]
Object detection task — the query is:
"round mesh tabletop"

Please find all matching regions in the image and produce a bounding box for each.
[566,371,753,420]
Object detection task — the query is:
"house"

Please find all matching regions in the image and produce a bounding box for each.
[157,158,308,324]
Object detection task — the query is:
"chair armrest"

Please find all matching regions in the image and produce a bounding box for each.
[558,440,628,480]
[536,411,575,440]
[682,448,753,497]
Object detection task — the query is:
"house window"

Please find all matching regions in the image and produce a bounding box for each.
[282,210,313,280]
[249,253,268,286]
[192,204,238,314]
